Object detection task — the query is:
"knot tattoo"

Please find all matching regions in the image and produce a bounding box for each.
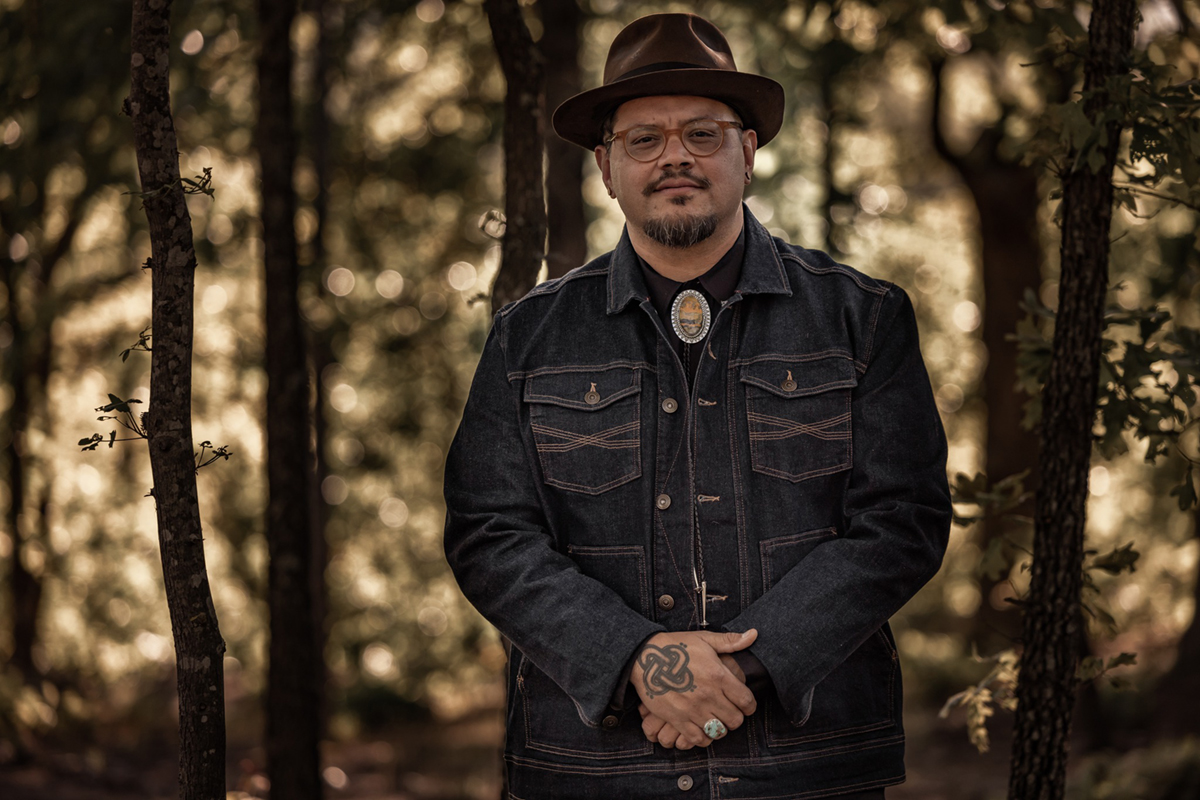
[638,643,695,697]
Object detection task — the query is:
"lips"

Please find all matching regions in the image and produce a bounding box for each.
[645,173,711,196]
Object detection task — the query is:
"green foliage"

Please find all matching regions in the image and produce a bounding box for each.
[1076,651,1137,687]
[1024,27,1200,214]
[1009,286,1200,502]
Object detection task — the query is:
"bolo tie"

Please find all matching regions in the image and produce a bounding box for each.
[668,283,714,625]
[669,284,713,386]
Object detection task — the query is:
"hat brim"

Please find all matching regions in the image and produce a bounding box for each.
[552,69,785,151]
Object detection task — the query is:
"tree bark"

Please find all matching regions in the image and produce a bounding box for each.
[258,0,323,796]
[540,0,587,278]
[1152,503,1200,735]
[129,0,226,796]
[1006,2,1137,797]
[485,0,547,312]
[303,0,340,742]
[0,280,40,683]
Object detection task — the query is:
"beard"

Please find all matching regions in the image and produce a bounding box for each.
[641,210,719,249]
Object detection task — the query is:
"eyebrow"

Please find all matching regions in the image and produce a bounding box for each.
[620,115,734,129]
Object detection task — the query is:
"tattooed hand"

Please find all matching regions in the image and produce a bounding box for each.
[630,629,758,749]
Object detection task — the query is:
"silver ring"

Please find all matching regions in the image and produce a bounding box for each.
[704,717,728,740]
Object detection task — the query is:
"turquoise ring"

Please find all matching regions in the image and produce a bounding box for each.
[704,718,728,740]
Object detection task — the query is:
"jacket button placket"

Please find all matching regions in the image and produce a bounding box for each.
[650,314,696,631]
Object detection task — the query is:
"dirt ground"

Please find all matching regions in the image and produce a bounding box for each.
[0,697,1028,800]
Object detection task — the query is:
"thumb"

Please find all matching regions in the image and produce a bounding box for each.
[700,628,758,654]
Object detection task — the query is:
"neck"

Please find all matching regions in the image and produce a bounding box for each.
[629,206,744,282]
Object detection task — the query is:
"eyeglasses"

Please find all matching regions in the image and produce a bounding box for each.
[605,119,743,162]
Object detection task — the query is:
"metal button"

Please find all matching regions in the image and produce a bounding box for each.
[602,715,618,729]
[662,397,678,413]
[655,494,671,510]
[677,774,694,791]
[782,379,797,392]
[585,390,601,405]
[658,594,675,611]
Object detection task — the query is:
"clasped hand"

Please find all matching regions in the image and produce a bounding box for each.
[630,628,758,750]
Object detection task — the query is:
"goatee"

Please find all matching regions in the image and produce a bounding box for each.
[642,213,719,249]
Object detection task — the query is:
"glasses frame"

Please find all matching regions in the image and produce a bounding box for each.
[605,119,744,163]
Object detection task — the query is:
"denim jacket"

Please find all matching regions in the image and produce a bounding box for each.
[443,208,951,799]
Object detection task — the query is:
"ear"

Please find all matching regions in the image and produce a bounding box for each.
[594,145,615,198]
[742,129,758,184]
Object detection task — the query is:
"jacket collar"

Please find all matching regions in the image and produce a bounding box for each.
[606,204,792,315]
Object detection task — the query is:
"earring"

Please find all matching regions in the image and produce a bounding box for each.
[745,172,751,181]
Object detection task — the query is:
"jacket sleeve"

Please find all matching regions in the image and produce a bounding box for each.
[723,285,951,725]
[443,313,665,726]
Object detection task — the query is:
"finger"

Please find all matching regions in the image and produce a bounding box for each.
[719,653,746,684]
[638,703,649,718]
[699,628,758,654]
[642,714,666,741]
[722,677,757,716]
[657,723,680,749]
[700,697,746,733]
[676,721,712,749]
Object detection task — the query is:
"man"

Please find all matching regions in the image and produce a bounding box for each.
[443,13,951,799]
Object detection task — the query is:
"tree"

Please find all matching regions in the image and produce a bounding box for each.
[540,0,588,278]
[485,0,547,311]
[128,0,226,794]
[1007,0,1138,796]
[258,0,323,795]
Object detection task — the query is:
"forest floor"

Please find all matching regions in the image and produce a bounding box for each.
[0,694,1049,800]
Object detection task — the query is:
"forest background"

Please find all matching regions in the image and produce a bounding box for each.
[1,0,1199,798]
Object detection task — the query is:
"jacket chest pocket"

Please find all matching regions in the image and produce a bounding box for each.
[740,356,857,482]
[524,367,643,495]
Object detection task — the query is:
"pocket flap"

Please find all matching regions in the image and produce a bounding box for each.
[524,367,641,411]
[739,356,857,399]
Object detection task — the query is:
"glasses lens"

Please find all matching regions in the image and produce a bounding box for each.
[624,126,665,161]
[682,120,724,156]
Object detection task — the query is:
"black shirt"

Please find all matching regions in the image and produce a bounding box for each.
[637,227,745,385]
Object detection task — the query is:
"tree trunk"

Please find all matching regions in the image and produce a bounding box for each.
[258,0,323,796]
[540,0,586,278]
[485,0,547,312]
[1006,2,1137,797]
[303,0,339,741]
[1152,503,1200,735]
[1,286,40,683]
[129,0,227,796]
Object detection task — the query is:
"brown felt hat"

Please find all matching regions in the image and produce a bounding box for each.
[552,13,785,151]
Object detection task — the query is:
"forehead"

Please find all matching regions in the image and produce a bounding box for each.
[611,95,737,129]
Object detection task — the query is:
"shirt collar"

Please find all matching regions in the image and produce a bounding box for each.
[638,226,744,314]
[606,204,792,315]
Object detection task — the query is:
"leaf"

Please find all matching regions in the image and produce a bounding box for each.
[1105,652,1137,670]
[1090,542,1140,575]
[980,537,1010,581]
[1170,466,1197,511]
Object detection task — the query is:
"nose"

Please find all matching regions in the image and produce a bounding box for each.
[656,129,694,169]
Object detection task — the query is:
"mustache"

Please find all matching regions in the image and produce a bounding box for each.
[643,171,711,197]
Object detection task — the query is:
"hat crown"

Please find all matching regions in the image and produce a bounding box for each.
[602,14,738,86]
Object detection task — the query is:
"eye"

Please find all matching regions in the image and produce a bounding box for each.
[629,130,662,146]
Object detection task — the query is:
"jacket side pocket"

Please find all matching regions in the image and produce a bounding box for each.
[759,527,899,747]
